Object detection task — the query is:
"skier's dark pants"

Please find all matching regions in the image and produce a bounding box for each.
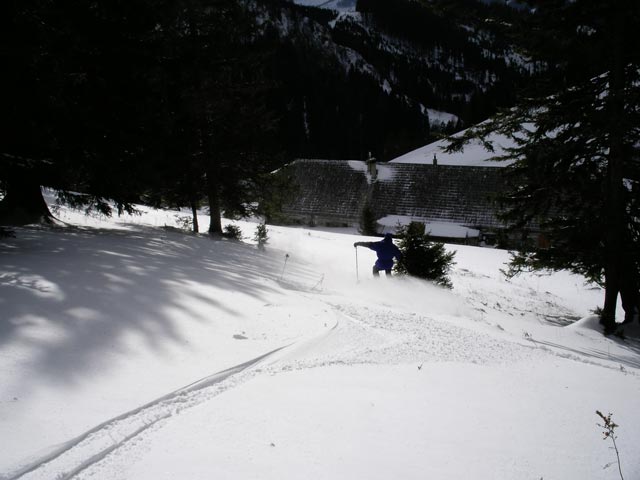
[372,266,392,277]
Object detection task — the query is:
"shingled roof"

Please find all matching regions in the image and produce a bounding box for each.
[279,159,507,233]
[370,163,505,229]
[280,159,371,226]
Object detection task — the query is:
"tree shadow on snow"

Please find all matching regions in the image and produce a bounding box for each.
[0,224,307,389]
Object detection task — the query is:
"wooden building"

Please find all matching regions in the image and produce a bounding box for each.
[277,158,511,245]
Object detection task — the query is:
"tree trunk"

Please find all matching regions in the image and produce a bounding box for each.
[190,198,199,233]
[205,166,222,235]
[207,188,222,235]
[601,4,629,333]
[0,176,53,226]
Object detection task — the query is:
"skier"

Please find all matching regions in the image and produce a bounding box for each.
[354,233,402,277]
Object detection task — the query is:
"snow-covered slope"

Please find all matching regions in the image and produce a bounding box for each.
[2,198,639,480]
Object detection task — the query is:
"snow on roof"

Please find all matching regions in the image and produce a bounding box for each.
[348,160,395,183]
[377,215,480,238]
[389,128,515,167]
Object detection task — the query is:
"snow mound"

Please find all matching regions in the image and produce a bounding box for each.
[566,315,603,331]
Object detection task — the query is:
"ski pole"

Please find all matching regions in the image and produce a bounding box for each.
[355,246,359,282]
[280,253,289,281]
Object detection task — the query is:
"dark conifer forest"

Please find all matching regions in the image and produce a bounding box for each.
[1,0,536,228]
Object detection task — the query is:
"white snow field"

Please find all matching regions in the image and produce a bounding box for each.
[1,198,639,480]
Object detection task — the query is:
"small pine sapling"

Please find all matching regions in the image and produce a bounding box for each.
[254,223,269,249]
[394,222,455,288]
[175,214,193,231]
[223,224,243,240]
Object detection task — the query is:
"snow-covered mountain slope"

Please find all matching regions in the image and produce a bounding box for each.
[248,0,533,136]
[2,197,639,479]
[0,197,640,480]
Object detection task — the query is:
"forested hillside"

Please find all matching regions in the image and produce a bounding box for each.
[255,0,537,160]
[1,0,535,229]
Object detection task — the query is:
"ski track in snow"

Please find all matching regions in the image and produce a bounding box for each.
[4,347,291,480]
[5,285,634,480]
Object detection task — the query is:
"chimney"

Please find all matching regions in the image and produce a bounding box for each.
[432,153,438,166]
[367,152,377,180]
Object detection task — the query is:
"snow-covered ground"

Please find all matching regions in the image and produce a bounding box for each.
[2,197,639,480]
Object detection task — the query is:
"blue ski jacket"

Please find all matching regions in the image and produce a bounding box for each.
[354,234,402,270]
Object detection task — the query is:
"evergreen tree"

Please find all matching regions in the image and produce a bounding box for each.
[446,0,640,331]
[0,0,163,224]
[358,202,378,236]
[254,223,269,249]
[145,0,284,235]
[393,222,456,288]
[0,0,284,230]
